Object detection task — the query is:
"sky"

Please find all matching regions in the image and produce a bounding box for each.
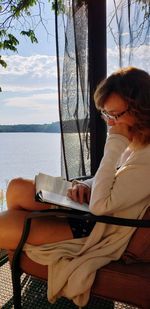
[0,54,60,124]
[0,2,62,125]
[0,0,150,125]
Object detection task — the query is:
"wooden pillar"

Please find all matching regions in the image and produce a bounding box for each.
[88,0,107,175]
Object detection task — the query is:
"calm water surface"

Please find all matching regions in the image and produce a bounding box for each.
[0,133,61,209]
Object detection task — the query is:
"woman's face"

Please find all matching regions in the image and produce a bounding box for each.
[102,93,136,127]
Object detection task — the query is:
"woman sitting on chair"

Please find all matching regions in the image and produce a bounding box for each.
[0,66,150,306]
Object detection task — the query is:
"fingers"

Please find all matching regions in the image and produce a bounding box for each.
[86,189,91,203]
[109,124,132,140]
[67,187,79,202]
[67,184,91,204]
[67,185,84,204]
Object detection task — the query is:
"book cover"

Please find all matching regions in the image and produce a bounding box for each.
[35,173,89,212]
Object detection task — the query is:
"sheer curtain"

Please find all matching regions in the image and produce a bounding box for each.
[55,0,150,180]
[107,0,150,74]
[55,0,90,180]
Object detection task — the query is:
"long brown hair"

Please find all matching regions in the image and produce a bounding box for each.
[94,67,150,145]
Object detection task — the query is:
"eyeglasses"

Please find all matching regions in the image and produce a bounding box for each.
[101,108,129,121]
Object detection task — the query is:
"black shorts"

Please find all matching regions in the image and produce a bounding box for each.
[68,217,95,238]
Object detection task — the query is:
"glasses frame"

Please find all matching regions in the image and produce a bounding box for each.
[101,108,129,121]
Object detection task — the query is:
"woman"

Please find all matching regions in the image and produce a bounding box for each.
[0,66,150,306]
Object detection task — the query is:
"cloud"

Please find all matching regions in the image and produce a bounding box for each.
[0,54,61,124]
[107,44,150,74]
[1,84,57,93]
[0,105,59,125]
[1,54,60,92]
[1,54,57,77]
[4,92,58,109]
[120,32,129,37]
[1,45,149,125]
[0,91,59,125]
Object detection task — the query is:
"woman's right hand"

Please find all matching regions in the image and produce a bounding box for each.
[109,123,133,141]
[67,183,91,204]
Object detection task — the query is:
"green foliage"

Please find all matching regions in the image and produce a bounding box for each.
[20,30,38,43]
[52,0,65,14]
[2,34,19,51]
[0,0,50,91]
[0,0,43,50]
[0,0,64,61]
[9,0,38,17]
[0,0,66,91]
[0,55,7,68]
[0,0,149,62]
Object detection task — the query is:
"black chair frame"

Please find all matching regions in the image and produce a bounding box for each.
[11,208,150,309]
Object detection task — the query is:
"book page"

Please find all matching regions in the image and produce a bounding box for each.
[35,173,72,196]
[35,172,90,212]
[41,190,89,212]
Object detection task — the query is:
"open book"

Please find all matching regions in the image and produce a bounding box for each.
[35,173,89,212]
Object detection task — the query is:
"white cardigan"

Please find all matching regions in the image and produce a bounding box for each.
[24,134,150,307]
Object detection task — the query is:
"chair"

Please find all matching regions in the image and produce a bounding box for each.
[7,207,150,309]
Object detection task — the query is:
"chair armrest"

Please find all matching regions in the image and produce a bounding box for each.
[69,175,93,182]
[13,208,150,260]
[11,207,150,273]
[11,208,91,271]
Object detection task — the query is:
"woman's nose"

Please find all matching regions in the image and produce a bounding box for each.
[107,119,116,126]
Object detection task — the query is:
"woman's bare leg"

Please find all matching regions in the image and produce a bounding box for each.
[6,178,56,211]
[0,209,73,250]
[2,178,73,250]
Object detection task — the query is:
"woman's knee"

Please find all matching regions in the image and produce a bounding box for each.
[6,178,32,209]
[7,178,23,191]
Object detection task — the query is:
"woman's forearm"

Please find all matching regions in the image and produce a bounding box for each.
[89,134,129,215]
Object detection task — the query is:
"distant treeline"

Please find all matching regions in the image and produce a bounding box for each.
[0,119,89,133]
[0,122,61,133]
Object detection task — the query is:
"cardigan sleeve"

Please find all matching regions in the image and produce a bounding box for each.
[89,134,150,215]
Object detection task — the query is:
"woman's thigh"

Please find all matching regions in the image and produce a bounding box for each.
[6,178,57,211]
[0,209,73,250]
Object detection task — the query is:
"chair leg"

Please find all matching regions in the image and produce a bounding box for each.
[11,265,22,309]
[10,215,32,308]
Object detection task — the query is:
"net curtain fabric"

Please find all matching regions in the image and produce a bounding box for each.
[56,0,150,179]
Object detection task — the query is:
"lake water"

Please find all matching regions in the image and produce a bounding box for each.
[0,133,61,210]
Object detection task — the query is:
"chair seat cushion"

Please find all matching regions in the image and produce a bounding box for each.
[122,207,150,264]
[92,260,150,308]
[8,251,150,308]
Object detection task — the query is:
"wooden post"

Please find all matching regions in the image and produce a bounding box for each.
[88,0,107,175]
